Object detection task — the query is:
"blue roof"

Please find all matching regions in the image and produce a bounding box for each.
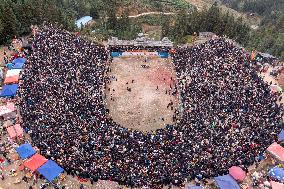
[16,143,36,159]
[0,84,19,97]
[214,175,240,189]
[75,16,92,28]
[269,167,284,181]
[37,160,64,182]
[279,130,284,141]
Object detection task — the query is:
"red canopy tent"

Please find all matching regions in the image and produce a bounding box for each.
[23,154,48,172]
[4,75,19,84]
[267,142,284,162]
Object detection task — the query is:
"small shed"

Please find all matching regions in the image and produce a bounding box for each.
[75,16,93,28]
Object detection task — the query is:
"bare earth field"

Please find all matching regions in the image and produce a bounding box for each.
[105,56,179,131]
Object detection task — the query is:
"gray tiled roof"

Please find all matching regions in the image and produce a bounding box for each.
[107,33,173,47]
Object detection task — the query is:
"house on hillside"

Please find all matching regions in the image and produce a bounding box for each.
[256,52,278,65]
[199,32,216,38]
[75,16,93,28]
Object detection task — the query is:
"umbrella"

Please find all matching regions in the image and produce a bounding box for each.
[269,167,284,181]
[229,166,246,181]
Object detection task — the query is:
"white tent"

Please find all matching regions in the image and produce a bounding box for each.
[6,69,22,77]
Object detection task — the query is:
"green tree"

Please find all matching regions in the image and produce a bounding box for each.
[161,15,170,38]
[0,2,19,43]
[90,5,99,19]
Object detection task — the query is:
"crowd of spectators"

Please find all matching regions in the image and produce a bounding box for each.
[18,24,283,188]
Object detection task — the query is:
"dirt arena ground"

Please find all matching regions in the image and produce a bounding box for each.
[105,56,179,131]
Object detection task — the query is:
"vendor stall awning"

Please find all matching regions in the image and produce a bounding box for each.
[188,186,202,189]
[0,102,15,116]
[6,69,21,77]
[24,154,48,172]
[16,143,36,159]
[0,84,19,97]
[7,126,17,139]
[12,58,26,64]
[12,58,26,69]
[267,142,284,162]
[37,160,64,182]
[279,130,284,141]
[14,124,23,137]
[270,181,284,189]
[214,175,240,189]
[4,75,19,84]
[269,167,284,182]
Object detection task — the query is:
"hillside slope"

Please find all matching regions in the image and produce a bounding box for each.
[185,0,261,27]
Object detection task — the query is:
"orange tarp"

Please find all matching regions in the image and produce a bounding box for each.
[14,124,23,138]
[23,154,48,172]
[7,126,17,139]
[251,50,257,60]
[4,75,19,84]
[267,142,284,162]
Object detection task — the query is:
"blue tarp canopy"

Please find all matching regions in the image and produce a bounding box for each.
[13,62,25,69]
[269,167,284,181]
[188,186,202,189]
[37,160,64,182]
[16,143,36,159]
[6,63,13,69]
[111,52,122,57]
[75,16,92,28]
[279,130,284,141]
[12,58,26,65]
[11,58,26,69]
[158,52,169,58]
[0,84,19,97]
[214,175,240,189]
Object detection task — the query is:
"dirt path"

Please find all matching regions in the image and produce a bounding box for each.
[115,12,175,19]
[185,0,261,26]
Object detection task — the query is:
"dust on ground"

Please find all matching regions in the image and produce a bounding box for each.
[105,56,179,132]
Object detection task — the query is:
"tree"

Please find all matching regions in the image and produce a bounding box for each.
[90,5,99,19]
[161,15,170,38]
[0,19,4,38]
[172,10,189,42]
[107,10,118,31]
[0,2,19,43]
